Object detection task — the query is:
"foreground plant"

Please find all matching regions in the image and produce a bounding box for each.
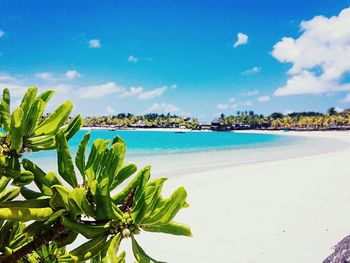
[0,87,191,262]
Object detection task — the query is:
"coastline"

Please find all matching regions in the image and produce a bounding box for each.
[116,131,350,262]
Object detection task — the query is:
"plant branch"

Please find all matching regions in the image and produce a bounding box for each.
[0,223,67,263]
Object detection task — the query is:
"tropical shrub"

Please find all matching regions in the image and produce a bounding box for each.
[0,87,191,262]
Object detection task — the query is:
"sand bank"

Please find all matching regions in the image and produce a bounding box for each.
[120,131,350,262]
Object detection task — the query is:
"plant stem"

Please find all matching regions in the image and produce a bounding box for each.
[0,223,67,263]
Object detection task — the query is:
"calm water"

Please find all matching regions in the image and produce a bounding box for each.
[27,130,291,161]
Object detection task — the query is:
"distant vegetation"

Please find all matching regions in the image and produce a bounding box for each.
[83,113,200,130]
[217,107,350,131]
[81,107,350,131]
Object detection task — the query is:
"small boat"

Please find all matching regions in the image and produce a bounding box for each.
[174,131,186,134]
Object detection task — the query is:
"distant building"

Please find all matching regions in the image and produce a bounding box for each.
[131,120,146,128]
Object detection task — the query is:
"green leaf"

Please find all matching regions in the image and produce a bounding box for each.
[50,185,70,209]
[110,163,137,190]
[141,187,187,225]
[22,158,52,196]
[143,178,167,219]
[132,186,157,224]
[36,89,55,103]
[24,98,46,136]
[141,222,192,237]
[20,187,43,200]
[34,100,73,136]
[96,177,116,220]
[64,114,83,141]
[85,139,110,177]
[0,177,11,192]
[20,87,37,121]
[131,237,165,263]
[108,233,122,263]
[11,170,34,187]
[8,108,25,150]
[67,188,94,218]
[104,137,126,184]
[0,188,20,201]
[0,207,53,222]
[45,171,62,187]
[0,88,11,131]
[69,236,107,262]
[56,130,77,188]
[75,131,90,180]
[112,166,151,205]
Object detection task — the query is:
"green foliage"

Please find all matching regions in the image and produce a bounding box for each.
[0,87,191,262]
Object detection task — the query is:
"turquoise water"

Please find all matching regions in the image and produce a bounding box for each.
[27,130,291,160]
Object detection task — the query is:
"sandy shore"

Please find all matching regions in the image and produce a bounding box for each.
[118,131,350,262]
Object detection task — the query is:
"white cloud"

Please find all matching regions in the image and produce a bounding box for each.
[342,92,350,103]
[128,55,138,63]
[0,83,28,98]
[65,70,81,80]
[0,31,4,38]
[234,33,248,48]
[335,106,344,113]
[79,82,123,98]
[137,86,167,100]
[217,97,237,110]
[257,95,270,102]
[0,73,13,81]
[284,109,294,115]
[242,90,259,96]
[106,106,116,115]
[272,7,350,98]
[148,102,180,113]
[88,39,101,48]
[240,100,253,106]
[119,86,144,98]
[242,66,261,75]
[35,72,54,80]
[217,103,229,110]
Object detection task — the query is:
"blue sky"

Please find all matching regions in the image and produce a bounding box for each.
[1,0,350,121]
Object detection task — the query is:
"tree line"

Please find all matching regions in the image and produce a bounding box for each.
[83,113,200,129]
[219,107,350,130]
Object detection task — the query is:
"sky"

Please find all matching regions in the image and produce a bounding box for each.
[1,0,350,121]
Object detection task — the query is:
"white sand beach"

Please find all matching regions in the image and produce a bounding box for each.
[119,131,350,263]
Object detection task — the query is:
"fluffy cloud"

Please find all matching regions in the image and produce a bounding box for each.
[0,31,4,38]
[0,83,28,97]
[257,95,270,102]
[88,39,101,48]
[128,55,138,63]
[137,86,167,100]
[119,86,144,98]
[148,102,180,113]
[242,66,261,75]
[79,82,123,98]
[272,7,350,98]
[234,33,248,48]
[35,72,54,80]
[217,97,237,110]
[65,70,81,80]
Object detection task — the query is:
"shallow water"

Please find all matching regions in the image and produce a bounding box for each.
[24,130,350,177]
